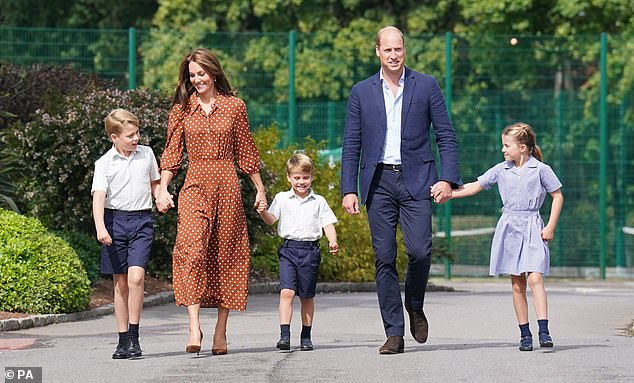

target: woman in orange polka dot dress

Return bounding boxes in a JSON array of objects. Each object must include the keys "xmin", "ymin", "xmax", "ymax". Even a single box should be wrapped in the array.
[{"xmin": 156, "ymin": 48, "xmax": 267, "ymax": 355}]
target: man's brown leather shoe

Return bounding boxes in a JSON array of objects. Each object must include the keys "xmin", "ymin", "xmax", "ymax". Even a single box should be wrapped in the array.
[
  {"xmin": 379, "ymin": 336, "xmax": 404, "ymax": 354},
  {"xmin": 406, "ymin": 307, "xmax": 429, "ymax": 343}
]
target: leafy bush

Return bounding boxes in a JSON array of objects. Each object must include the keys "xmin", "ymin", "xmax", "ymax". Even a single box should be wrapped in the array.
[
  {"xmin": 0, "ymin": 64, "xmax": 110, "ymax": 131},
  {"xmin": 2, "ymin": 87, "xmax": 179, "ymax": 277},
  {"xmin": 54, "ymin": 230, "xmax": 102, "ymax": 285},
  {"xmin": 0, "ymin": 208, "xmax": 91, "ymax": 314}
]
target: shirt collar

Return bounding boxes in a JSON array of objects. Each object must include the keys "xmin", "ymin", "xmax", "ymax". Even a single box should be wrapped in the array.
[
  {"xmin": 503, "ymin": 155, "xmax": 538, "ymax": 169},
  {"xmin": 379, "ymin": 68, "xmax": 405, "ymax": 86},
  {"xmin": 189, "ymin": 93, "xmax": 223, "ymax": 115},
  {"xmin": 109, "ymin": 145, "xmax": 137, "ymax": 160},
  {"xmin": 287, "ymin": 187, "xmax": 316, "ymax": 200}
]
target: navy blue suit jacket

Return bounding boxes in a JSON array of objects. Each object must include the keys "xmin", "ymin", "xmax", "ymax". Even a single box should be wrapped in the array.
[{"xmin": 341, "ymin": 67, "xmax": 462, "ymax": 204}]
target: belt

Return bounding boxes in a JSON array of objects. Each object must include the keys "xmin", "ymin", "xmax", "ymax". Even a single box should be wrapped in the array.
[
  {"xmin": 105, "ymin": 208, "xmax": 152, "ymax": 215},
  {"xmin": 378, "ymin": 163, "xmax": 402, "ymax": 172},
  {"xmin": 283, "ymin": 239, "xmax": 320, "ymax": 248}
]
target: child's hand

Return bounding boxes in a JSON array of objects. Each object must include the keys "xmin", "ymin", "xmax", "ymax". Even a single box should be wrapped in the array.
[
  {"xmin": 541, "ymin": 225, "xmax": 555, "ymax": 241},
  {"xmin": 254, "ymin": 191, "xmax": 267, "ymax": 212},
  {"xmin": 329, "ymin": 242, "xmax": 339, "ymax": 254},
  {"xmin": 96, "ymin": 229, "xmax": 112, "ymax": 246},
  {"xmin": 156, "ymin": 191, "xmax": 175, "ymax": 213}
]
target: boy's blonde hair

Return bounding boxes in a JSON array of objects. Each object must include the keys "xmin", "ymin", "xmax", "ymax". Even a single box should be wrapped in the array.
[
  {"xmin": 104, "ymin": 109, "xmax": 139, "ymax": 136},
  {"xmin": 286, "ymin": 153, "xmax": 314, "ymax": 176}
]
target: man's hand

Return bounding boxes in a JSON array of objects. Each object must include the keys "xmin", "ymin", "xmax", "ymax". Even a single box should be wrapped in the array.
[
  {"xmin": 430, "ymin": 181, "xmax": 452, "ymax": 204},
  {"xmin": 342, "ymin": 193, "xmax": 360, "ymax": 215}
]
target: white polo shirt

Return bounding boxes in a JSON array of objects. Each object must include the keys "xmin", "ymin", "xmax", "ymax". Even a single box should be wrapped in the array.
[
  {"xmin": 267, "ymin": 188, "xmax": 338, "ymax": 241},
  {"xmin": 91, "ymin": 145, "xmax": 160, "ymax": 211}
]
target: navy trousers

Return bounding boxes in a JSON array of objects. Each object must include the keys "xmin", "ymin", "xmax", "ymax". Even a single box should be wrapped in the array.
[{"xmin": 365, "ymin": 166, "xmax": 432, "ymax": 337}]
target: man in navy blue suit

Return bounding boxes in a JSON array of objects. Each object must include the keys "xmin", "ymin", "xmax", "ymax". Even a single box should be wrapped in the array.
[{"xmin": 340, "ymin": 26, "xmax": 461, "ymax": 354}]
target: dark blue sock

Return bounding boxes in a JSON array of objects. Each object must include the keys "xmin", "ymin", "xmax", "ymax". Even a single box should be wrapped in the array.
[
  {"xmin": 280, "ymin": 324, "xmax": 290, "ymax": 338},
  {"xmin": 128, "ymin": 323, "xmax": 139, "ymax": 339},
  {"xmin": 537, "ymin": 319, "xmax": 549, "ymax": 335},
  {"xmin": 118, "ymin": 331, "xmax": 128, "ymax": 344},
  {"xmin": 519, "ymin": 323, "xmax": 532, "ymax": 338},
  {"xmin": 300, "ymin": 325, "xmax": 312, "ymax": 340}
]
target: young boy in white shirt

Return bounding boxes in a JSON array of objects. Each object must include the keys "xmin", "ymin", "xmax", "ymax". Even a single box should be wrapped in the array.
[
  {"xmin": 91, "ymin": 109, "xmax": 161, "ymax": 359},
  {"xmin": 258, "ymin": 153, "xmax": 338, "ymax": 351}
]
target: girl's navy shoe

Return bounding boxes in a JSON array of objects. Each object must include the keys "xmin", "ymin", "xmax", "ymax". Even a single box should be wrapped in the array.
[
  {"xmin": 519, "ymin": 335, "xmax": 533, "ymax": 351},
  {"xmin": 539, "ymin": 332, "xmax": 554, "ymax": 347}
]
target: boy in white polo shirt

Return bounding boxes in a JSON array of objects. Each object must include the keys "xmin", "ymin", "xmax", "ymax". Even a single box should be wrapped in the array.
[
  {"xmin": 91, "ymin": 109, "xmax": 161, "ymax": 359},
  {"xmin": 258, "ymin": 153, "xmax": 338, "ymax": 351}
]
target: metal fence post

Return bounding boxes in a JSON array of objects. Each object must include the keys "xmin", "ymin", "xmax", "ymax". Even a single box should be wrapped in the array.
[
  {"xmin": 128, "ymin": 27, "xmax": 136, "ymax": 90},
  {"xmin": 615, "ymin": 95, "xmax": 628, "ymax": 271},
  {"xmin": 288, "ymin": 30, "xmax": 296, "ymax": 144},
  {"xmin": 599, "ymin": 32, "xmax": 608, "ymax": 280},
  {"xmin": 327, "ymin": 101, "xmax": 336, "ymax": 149},
  {"xmin": 444, "ymin": 32, "xmax": 453, "ymax": 279}
]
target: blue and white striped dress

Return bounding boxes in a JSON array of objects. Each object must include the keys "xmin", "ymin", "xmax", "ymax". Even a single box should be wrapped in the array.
[{"xmin": 477, "ymin": 155, "xmax": 562, "ymax": 276}]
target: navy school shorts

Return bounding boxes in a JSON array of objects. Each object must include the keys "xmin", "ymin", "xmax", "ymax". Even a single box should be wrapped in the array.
[
  {"xmin": 278, "ymin": 239, "xmax": 321, "ymax": 298},
  {"xmin": 101, "ymin": 209, "xmax": 154, "ymax": 274}
]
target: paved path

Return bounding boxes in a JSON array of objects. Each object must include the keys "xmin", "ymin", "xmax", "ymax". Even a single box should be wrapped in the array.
[{"xmin": 1, "ymin": 279, "xmax": 633, "ymax": 382}]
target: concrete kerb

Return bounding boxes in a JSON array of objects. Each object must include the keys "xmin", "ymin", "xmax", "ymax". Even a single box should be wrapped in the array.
[{"xmin": 0, "ymin": 282, "xmax": 454, "ymax": 332}]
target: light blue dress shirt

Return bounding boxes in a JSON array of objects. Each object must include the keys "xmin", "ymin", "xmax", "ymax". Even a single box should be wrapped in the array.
[{"xmin": 379, "ymin": 69, "xmax": 405, "ymax": 165}]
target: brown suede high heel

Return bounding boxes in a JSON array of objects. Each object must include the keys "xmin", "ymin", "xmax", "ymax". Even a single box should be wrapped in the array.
[
  {"xmin": 185, "ymin": 330, "xmax": 203, "ymax": 355},
  {"xmin": 212, "ymin": 334, "xmax": 227, "ymax": 355}
]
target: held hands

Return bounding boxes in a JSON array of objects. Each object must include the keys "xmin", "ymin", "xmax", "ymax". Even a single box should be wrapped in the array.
[
  {"xmin": 430, "ymin": 181, "xmax": 452, "ymax": 204},
  {"xmin": 329, "ymin": 242, "xmax": 339, "ymax": 254},
  {"xmin": 156, "ymin": 190, "xmax": 175, "ymax": 213},
  {"xmin": 254, "ymin": 190, "xmax": 268, "ymax": 213}
]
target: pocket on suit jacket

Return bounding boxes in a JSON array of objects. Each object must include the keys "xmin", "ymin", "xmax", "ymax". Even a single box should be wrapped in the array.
[{"xmin": 420, "ymin": 152, "xmax": 434, "ymax": 163}]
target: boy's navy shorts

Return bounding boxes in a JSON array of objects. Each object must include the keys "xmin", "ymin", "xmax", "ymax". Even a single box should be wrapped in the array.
[
  {"xmin": 278, "ymin": 239, "xmax": 321, "ymax": 298},
  {"xmin": 101, "ymin": 209, "xmax": 154, "ymax": 274}
]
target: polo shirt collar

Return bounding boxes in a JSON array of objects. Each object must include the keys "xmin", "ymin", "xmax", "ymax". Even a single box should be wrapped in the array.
[
  {"xmin": 503, "ymin": 155, "xmax": 538, "ymax": 170},
  {"xmin": 109, "ymin": 145, "xmax": 137, "ymax": 160},
  {"xmin": 287, "ymin": 187, "xmax": 316, "ymax": 200}
]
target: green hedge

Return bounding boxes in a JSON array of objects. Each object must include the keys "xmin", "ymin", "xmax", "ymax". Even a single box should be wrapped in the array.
[{"xmin": 0, "ymin": 208, "xmax": 91, "ymax": 314}]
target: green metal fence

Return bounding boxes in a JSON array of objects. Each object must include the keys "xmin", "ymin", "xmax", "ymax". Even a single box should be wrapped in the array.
[{"xmin": 1, "ymin": 27, "xmax": 632, "ymax": 278}]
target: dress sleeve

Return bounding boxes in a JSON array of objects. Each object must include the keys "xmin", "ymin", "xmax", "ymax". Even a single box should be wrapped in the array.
[
  {"xmin": 477, "ymin": 163, "xmax": 501, "ymax": 190},
  {"xmin": 540, "ymin": 163, "xmax": 563, "ymax": 192},
  {"xmin": 160, "ymin": 105, "xmax": 186, "ymax": 174},
  {"xmin": 233, "ymin": 99, "xmax": 261, "ymax": 174}
]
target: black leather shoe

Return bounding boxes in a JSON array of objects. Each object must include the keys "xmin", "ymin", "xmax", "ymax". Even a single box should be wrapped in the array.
[
  {"xmin": 112, "ymin": 339, "xmax": 131, "ymax": 359},
  {"xmin": 379, "ymin": 336, "xmax": 404, "ymax": 354},
  {"xmin": 128, "ymin": 337, "xmax": 142, "ymax": 357},
  {"xmin": 276, "ymin": 336, "xmax": 291, "ymax": 350},
  {"xmin": 519, "ymin": 335, "xmax": 533, "ymax": 351},
  {"xmin": 539, "ymin": 332, "xmax": 553, "ymax": 348},
  {"xmin": 406, "ymin": 306, "xmax": 429, "ymax": 344},
  {"xmin": 300, "ymin": 338, "xmax": 314, "ymax": 351}
]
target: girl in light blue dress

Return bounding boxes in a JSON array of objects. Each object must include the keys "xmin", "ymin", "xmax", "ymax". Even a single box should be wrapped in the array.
[{"xmin": 448, "ymin": 122, "xmax": 563, "ymax": 352}]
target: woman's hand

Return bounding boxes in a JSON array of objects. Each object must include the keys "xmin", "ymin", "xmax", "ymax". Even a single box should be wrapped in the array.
[
  {"xmin": 254, "ymin": 190, "xmax": 267, "ymax": 212},
  {"xmin": 156, "ymin": 190, "xmax": 175, "ymax": 213}
]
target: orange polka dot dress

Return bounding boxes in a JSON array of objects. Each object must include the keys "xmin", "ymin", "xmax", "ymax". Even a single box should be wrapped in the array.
[{"xmin": 160, "ymin": 93, "xmax": 261, "ymax": 311}]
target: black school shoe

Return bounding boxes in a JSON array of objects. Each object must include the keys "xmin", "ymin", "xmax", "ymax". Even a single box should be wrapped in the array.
[
  {"xmin": 300, "ymin": 338, "xmax": 314, "ymax": 351},
  {"xmin": 519, "ymin": 335, "xmax": 533, "ymax": 351},
  {"xmin": 128, "ymin": 337, "xmax": 142, "ymax": 357},
  {"xmin": 276, "ymin": 336, "xmax": 291, "ymax": 350},
  {"xmin": 112, "ymin": 339, "xmax": 131, "ymax": 359},
  {"xmin": 539, "ymin": 332, "xmax": 554, "ymax": 348}
]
